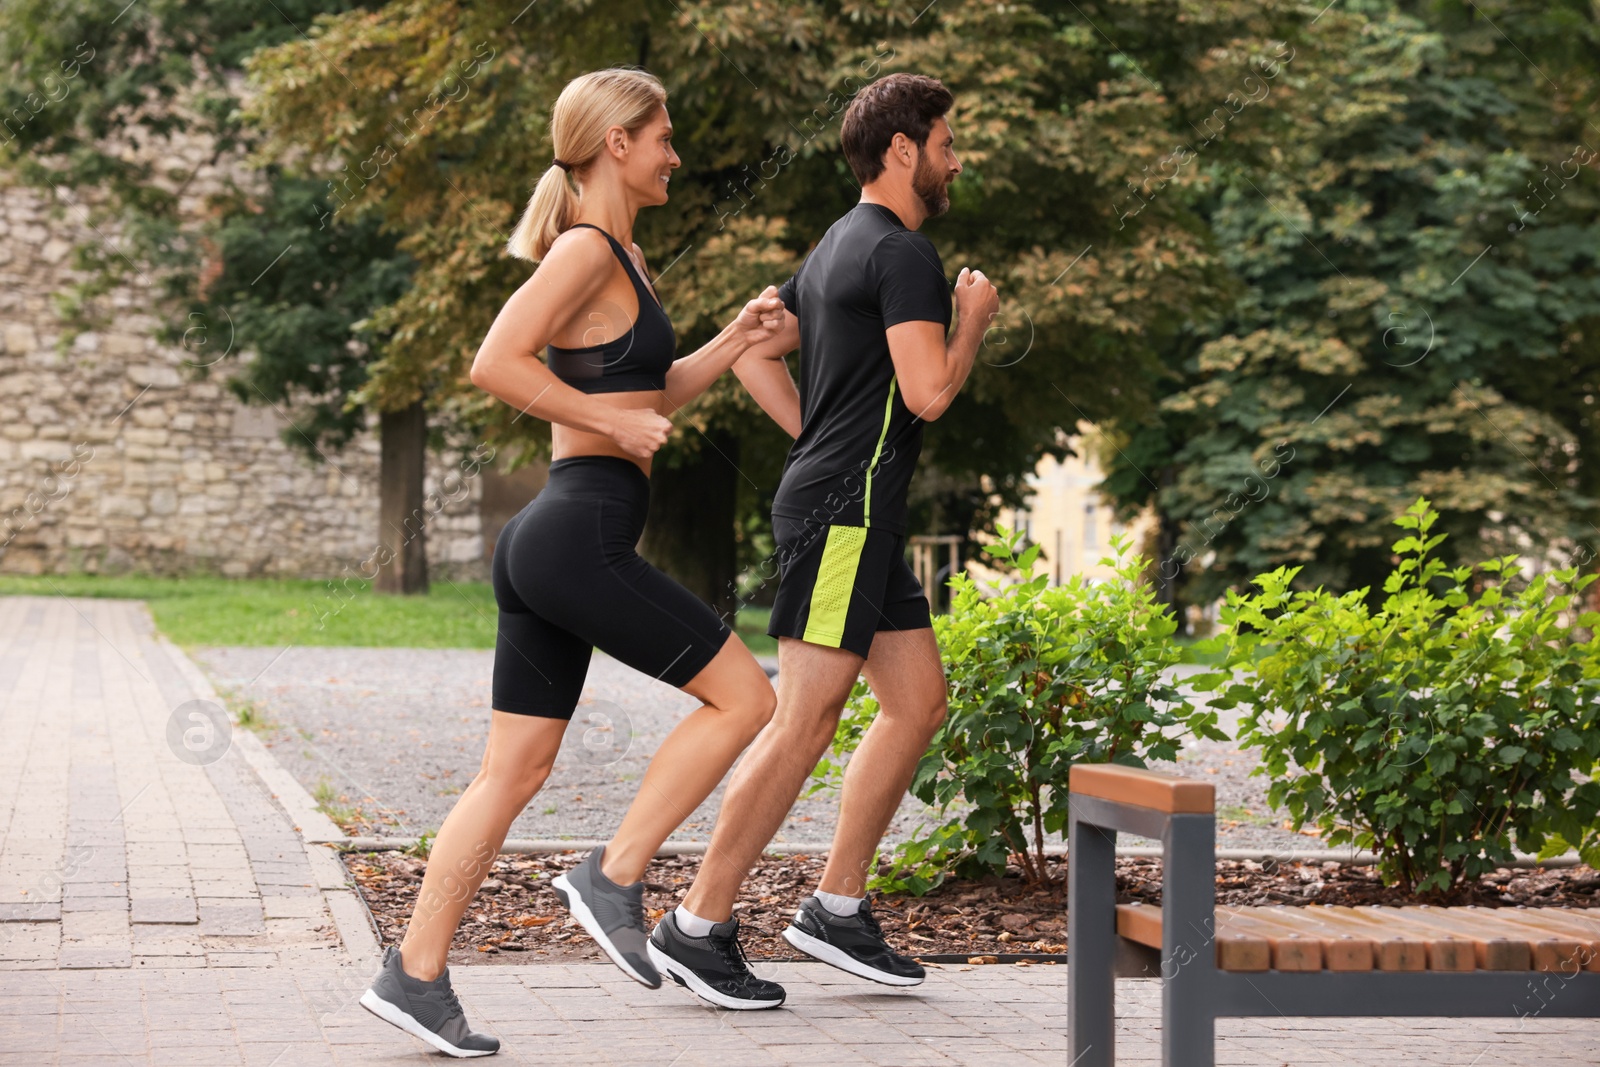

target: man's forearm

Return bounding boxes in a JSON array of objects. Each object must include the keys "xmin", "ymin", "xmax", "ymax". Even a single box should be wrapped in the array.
[
  {"xmin": 942, "ymin": 316, "xmax": 986, "ymax": 400},
  {"xmin": 734, "ymin": 354, "xmax": 802, "ymax": 438},
  {"xmin": 908, "ymin": 319, "xmax": 984, "ymax": 422}
]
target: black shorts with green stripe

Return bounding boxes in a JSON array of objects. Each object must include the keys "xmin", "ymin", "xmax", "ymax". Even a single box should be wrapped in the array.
[{"xmin": 766, "ymin": 516, "xmax": 932, "ymax": 659}]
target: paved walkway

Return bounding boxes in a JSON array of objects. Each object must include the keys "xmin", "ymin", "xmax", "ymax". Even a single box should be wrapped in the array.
[{"xmin": 1, "ymin": 596, "xmax": 1597, "ymax": 1065}]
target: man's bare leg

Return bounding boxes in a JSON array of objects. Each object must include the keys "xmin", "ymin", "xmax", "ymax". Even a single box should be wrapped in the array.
[
  {"xmin": 773, "ymin": 626, "xmax": 947, "ymax": 987},
  {"xmin": 816, "ymin": 626, "xmax": 948, "ymax": 898},
  {"xmin": 680, "ymin": 636, "xmax": 863, "ymax": 922}
]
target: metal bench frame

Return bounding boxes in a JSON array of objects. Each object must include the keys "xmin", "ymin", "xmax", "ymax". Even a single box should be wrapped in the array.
[{"xmin": 1067, "ymin": 780, "xmax": 1600, "ymax": 1067}]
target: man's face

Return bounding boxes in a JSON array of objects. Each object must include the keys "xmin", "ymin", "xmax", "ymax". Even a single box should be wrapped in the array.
[{"xmin": 912, "ymin": 116, "xmax": 960, "ymax": 218}]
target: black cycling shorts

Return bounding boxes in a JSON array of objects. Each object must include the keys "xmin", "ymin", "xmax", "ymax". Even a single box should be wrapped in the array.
[
  {"xmin": 766, "ymin": 516, "xmax": 931, "ymax": 659},
  {"xmin": 490, "ymin": 455, "xmax": 732, "ymax": 718}
]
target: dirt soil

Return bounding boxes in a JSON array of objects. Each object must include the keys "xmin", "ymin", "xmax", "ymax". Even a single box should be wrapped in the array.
[{"xmin": 346, "ymin": 850, "xmax": 1600, "ymax": 969}]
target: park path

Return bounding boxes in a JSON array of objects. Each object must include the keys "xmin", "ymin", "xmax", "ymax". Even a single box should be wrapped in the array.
[{"xmin": 1, "ymin": 595, "xmax": 1595, "ymax": 1065}]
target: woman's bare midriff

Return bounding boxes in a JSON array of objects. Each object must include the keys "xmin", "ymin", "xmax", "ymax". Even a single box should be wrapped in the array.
[{"xmin": 550, "ymin": 389, "xmax": 668, "ymax": 477}]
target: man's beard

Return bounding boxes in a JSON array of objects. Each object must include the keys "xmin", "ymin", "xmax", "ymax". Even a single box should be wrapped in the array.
[{"xmin": 913, "ymin": 149, "xmax": 950, "ymax": 218}]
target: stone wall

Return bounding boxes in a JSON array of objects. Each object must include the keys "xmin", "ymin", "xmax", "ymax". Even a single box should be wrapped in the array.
[{"xmin": 0, "ymin": 171, "xmax": 491, "ymax": 582}]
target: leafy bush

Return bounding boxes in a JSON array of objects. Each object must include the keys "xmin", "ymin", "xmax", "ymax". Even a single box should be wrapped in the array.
[
  {"xmin": 811, "ymin": 528, "xmax": 1226, "ymax": 894},
  {"xmin": 1194, "ymin": 498, "xmax": 1600, "ymax": 897}
]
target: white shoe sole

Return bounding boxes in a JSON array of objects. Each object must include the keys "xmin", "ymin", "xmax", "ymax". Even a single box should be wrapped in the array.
[
  {"xmin": 646, "ymin": 939, "xmax": 786, "ymax": 1010},
  {"xmin": 551, "ymin": 872, "xmax": 659, "ymax": 988},
  {"xmin": 359, "ymin": 988, "xmax": 497, "ymax": 1058},
  {"xmin": 781, "ymin": 924, "xmax": 925, "ymax": 986}
]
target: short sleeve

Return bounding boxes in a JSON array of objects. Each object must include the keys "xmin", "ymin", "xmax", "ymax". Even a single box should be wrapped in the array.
[
  {"xmin": 873, "ymin": 231, "xmax": 951, "ymax": 329},
  {"xmin": 777, "ymin": 273, "xmax": 800, "ymax": 316}
]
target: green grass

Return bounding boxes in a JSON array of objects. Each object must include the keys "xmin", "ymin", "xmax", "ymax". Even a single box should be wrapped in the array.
[
  {"xmin": 229, "ymin": 694, "xmax": 270, "ymax": 731},
  {"xmin": 0, "ymin": 573, "xmax": 779, "ymax": 656},
  {"xmin": 406, "ymin": 830, "xmax": 437, "ymax": 859},
  {"xmin": 311, "ymin": 778, "xmax": 360, "ymax": 828},
  {"xmin": 736, "ymin": 604, "xmax": 776, "ymax": 657},
  {"xmin": 1217, "ymin": 803, "xmax": 1273, "ymax": 827},
  {"xmin": 0, "ymin": 573, "xmax": 498, "ymax": 648}
]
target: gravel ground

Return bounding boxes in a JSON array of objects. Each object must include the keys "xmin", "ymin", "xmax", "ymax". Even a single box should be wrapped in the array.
[
  {"xmin": 192, "ymin": 647, "xmax": 1323, "ymax": 853},
  {"xmin": 1142, "ymin": 663, "xmax": 1330, "ymax": 854},
  {"xmin": 192, "ymin": 645, "xmax": 938, "ymax": 844}
]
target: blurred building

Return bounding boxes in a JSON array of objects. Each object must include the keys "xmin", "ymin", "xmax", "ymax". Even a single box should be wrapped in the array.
[{"xmin": 989, "ymin": 437, "xmax": 1149, "ymax": 587}]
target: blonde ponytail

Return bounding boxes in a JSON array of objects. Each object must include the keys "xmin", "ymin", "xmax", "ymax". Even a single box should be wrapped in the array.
[
  {"xmin": 507, "ymin": 164, "xmax": 578, "ymax": 262},
  {"xmin": 506, "ymin": 68, "xmax": 667, "ymax": 262}
]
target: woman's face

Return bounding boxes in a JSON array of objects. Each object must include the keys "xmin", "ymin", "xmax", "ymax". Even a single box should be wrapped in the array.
[{"xmin": 623, "ymin": 105, "xmax": 679, "ymax": 206}]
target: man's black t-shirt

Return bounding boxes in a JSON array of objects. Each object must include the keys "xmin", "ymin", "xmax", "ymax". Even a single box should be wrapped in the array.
[{"xmin": 773, "ymin": 202, "xmax": 952, "ymax": 536}]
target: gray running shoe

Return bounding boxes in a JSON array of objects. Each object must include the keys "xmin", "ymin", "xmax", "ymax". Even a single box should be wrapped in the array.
[
  {"xmin": 359, "ymin": 945, "xmax": 500, "ymax": 1058},
  {"xmin": 551, "ymin": 846, "xmax": 661, "ymax": 987}
]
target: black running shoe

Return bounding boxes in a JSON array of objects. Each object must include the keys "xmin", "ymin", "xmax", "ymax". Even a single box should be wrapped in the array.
[
  {"xmin": 647, "ymin": 911, "xmax": 786, "ymax": 1010},
  {"xmin": 781, "ymin": 895, "xmax": 925, "ymax": 986},
  {"xmin": 551, "ymin": 846, "xmax": 660, "ymax": 988},
  {"xmin": 359, "ymin": 945, "xmax": 500, "ymax": 1057}
]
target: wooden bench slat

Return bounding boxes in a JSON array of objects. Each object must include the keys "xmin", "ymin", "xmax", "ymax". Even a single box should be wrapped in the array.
[
  {"xmin": 1468, "ymin": 907, "xmax": 1600, "ymax": 971},
  {"xmin": 1300, "ymin": 905, "xmax": 1431, "ymax": 971},
  {"xmin": 1385, "ymin": 907, "xmax": 1584, "ymax": 973},
  {"xmin": 1232, "ymin": 906, "xmax": 1376, "ymax": 971},
  {"xmin": 1361, "ymin": 907, "xmax": 1527, "ymax": 970},
  {"xmin": 1069, "ymin": 764, "xmax": 1215, "ymax": 814},
  {"xmin": 1318, "ymin": 907, "xmax": 1478, "ymax": 971},
  {"xmin": 1213, "ymin": 928, "xmax": 1274, "ymax": 973},
  {"xmin": 1111, "ymin": 901, "xmax": 1597, "ymax": 974},
  {"xmin": 1116, "ymin": 901, "xmax": 1162, "ymax": 949},
  {"xmin": 1212, "ymin": 907, "xmax": 1324, "ymax": 970},
  {"xmin": 1114, "ymin": 902, "xmax": 1271, "ymax": 971}
]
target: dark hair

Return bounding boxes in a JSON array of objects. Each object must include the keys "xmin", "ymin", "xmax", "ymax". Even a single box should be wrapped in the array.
[{"xmin": 840, "ymin": 73, "xmax": 954, "ymax": 185}]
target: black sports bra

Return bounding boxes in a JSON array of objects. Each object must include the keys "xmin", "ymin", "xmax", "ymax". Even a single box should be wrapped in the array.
[{"xmin": 546, "ymin": 223, "xmax": 676, "ymax": 393}]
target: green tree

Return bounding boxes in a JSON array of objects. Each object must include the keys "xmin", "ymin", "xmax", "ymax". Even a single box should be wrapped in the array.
[
  {"xmin": 1102, "ymin": 1, "xmax": 1600, "ymax": 610},
  {"xmin": 243, "ymin": 0, "xmax": 1315, "ymax": 610}
]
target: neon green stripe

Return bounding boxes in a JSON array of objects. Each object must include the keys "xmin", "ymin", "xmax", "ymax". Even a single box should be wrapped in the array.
[
  {"xmin": 802, "ymin": 525, "xmax": 868, "ymax": 646},
  {"xmin": 862, "ymin": 377, "xmax": 897, "ymax": 526}
]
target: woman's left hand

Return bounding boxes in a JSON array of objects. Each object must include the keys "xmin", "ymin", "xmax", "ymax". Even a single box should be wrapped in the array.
[{"xmin": 732, "ymin": 286, "xmax": 787, "ymax": 346}]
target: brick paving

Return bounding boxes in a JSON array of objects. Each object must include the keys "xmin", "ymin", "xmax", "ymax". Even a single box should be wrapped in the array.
[{"xmin": 2, "ymin": 595, "xmax": 1597, "ymax": 1064}]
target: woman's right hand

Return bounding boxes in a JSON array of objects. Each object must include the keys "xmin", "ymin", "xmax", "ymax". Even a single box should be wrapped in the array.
[
  {"xmin": 609, "ymin": 407, "xmax": 674, "ymax": 458},
  {"xmin": 730, "ymin": 285, "xmax": 787, "ymax": 348}
]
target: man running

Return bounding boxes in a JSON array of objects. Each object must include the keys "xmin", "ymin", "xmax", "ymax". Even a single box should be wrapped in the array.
[{"xmin": 646, "ymin": 72, "xmax": 1000, "ymax": 1009}]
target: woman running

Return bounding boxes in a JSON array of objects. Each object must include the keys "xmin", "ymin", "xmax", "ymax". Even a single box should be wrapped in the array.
[{"xmin": 360, "ymin": 68, "xmax": 788, "ymax": 1058}]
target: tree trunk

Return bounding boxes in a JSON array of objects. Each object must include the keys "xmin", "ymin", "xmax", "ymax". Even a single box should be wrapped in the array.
[
  {"xmin": 639, "ymin": 431, "xmax": 740, "ymax": 624},
  {"xmin": 374, "ymin": 400, "xmax": 429, "ymax": 595}
]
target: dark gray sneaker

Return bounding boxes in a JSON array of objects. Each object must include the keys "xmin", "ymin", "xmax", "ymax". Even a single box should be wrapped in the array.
[
  {"xmin": 359, "ymin": 945, "xmax": 500, "ymax": 1057},
  {"xmin": 647, "ymin": 910, "xmax": 786, "ymax": 1010},
  {"xmin": 782, "ymin": 895, "xmax": 925, "ymax": 986},
  {"xmin": 550, "ymin": 846, "xmax": 660, "ymax": 987}
]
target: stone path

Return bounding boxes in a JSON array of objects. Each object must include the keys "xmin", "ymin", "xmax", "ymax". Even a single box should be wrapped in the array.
[{"xmin": 2, "ymin": 595, "xmax": 1597, "ymax": 1065}]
